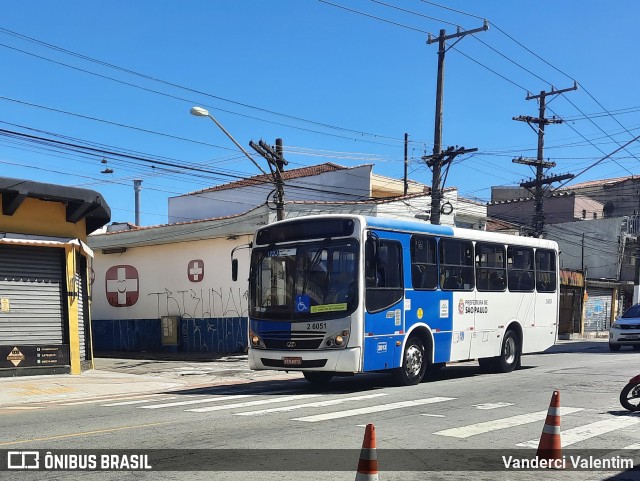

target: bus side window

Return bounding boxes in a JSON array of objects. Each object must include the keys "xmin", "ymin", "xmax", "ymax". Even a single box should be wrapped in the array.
[
  {"xmin": 476, "ymin": 243, "xmax": 506, "ymax": 292},
  {"xmin": 507, "ymin": 246, "xmax": 535, "ymax": 292},
  {"xmin": 535, "ymin": 249, "xmax": 557, "ymax": 292},
  {"xmin": 365, "ymin": 238, "xmax": 403, "ymax": 312},
  {"xmin": 410, "ymin": 235, "xmax": 437, "ymax": 290},
  {"xmin": 439, "ymin": 238, "xmax": 474, "ymax": 291}
]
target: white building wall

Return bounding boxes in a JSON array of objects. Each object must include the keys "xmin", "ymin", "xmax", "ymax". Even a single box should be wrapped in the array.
[
  {"xmin": 92, "ymin": 235, "xmax": 252, "ymax": 322},
  {"xmin": 168, "ymin": 165, "xmax": 373, "ymax": 223}
]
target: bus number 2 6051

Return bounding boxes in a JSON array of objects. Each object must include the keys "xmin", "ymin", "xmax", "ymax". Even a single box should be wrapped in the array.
[{"xmin": 307, "ymin": 322, "xmax": 327, "ymax": 331}]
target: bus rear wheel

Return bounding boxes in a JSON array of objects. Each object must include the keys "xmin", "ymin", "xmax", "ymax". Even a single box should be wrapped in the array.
[
  {"xmin": 303, "ymin": 371, "xmax": 333, "ymax": 384},
  {"xmin": 479, "ymin": 330, "xmax": 520, "ymax": 374},
  {"xmin": 393, "ymin": 335, "xmax": 427, "ymax": 386},
  {"xmin": 495, "ymin": 330, "xmax": 520, "ymax": 373}
]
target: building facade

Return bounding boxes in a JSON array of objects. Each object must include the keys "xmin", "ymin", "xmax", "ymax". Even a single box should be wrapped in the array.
[{"xmin": 0, "ymin": 177, "xmax": 110, "ymax": 376}]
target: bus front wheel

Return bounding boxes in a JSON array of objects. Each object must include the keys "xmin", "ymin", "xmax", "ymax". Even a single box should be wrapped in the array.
[
  {"xmin": 393, "ymin": 335, "xmax": 427, "ymax": 386},
  {"xmin": 303, "ymin": 371, "xmax": 333, "ymax": 384}
]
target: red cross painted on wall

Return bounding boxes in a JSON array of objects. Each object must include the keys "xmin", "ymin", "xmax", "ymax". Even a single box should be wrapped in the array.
[
  {"xmin": 188, "ymin": 259, "xmax": 205, "ymax": 283},
  {"xmin": 105, "ymin": 265, "xmax": 140, "ymax": 307}
]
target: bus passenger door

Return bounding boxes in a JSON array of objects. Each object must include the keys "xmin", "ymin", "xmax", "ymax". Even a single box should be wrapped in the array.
[
  {"xmin": 439, "ymin": 238, "xmax": 474, "ymax": 362},
  {"xmin": 363, "ymin": 237, "xmax": 403, "ymax": 371},
  {"xmin": 531, "ymin": 249, "xmax": 559, "ymax": 351}
]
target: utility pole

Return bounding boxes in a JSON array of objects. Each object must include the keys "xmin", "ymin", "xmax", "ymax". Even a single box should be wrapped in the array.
[
  {"xmin": 249, "ymin": 138, "xmax": 288, "ymax": 221},
  {"xmin": 404, "ymin": 133, "xmax": 409, "ymax": 196},
  {"xmin": 426, "ymin": 21, "xmax": 487, "ymax": 225},
  {"xmin": 512, "ymin": 82, "xmax": 577, "ymax": 236},
  {"xmin": 423, "ymin": 146, "xmax": 477, "ymax": 224},
  {"xmin": 634, "ymin": 190, "xmax": 640, "ymax": 304}
]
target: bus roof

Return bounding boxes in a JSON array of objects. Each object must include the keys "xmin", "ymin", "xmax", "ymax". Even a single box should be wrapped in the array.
[{"xmin": 258, "ymin": 214, "xmax": 558, "ymax": 250}]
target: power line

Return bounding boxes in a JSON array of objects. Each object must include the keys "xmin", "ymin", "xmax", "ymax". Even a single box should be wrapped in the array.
[{"xmin": 0, "ymin": 27, "xmax": 406, "ymax": 145}]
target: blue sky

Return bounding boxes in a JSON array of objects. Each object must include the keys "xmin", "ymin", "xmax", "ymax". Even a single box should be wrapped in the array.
[{"xmin": 1, "ymin": 1, "xmax": 639, "ymax": 227}]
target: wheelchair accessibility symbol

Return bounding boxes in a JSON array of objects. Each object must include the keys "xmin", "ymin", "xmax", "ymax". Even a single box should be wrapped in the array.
[{"xmin": 296, "ymin": 294, "xmax": 311, "ymax": 313}]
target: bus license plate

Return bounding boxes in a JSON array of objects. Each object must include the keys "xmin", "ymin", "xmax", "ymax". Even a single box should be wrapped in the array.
[{"xmin": 283, "ymin": 357, "xmax": 302, "ymax": 366}]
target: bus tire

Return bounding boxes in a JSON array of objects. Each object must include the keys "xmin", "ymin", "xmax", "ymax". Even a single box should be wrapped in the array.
[
  {"xmin": 495, "ymin": 329, "xmax": 520, "ymax": 373},
  {"xmin": 303, "ymin": 371, "xmax": 333, "ymax": 384},
  {"xmin": 393, "ymin": 335, "xmax": 427, "ymax": 386}
]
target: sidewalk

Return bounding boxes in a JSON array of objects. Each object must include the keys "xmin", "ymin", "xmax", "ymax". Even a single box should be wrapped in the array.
[
  {"xmin": 0, "ymin": 339, "xmax": 608, "ymax": 408},
  {"xmin": 0, "ymin": 354, "xmax": 302, "ymax": 409}
]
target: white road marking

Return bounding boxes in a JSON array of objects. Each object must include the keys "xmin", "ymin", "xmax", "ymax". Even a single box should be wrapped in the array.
[
  {"xmin": 102, "ymin": 397, "xmax": 177, "ymax": 406},
  {"xmin": 187, "ymin": 394, "xmax": 321, "ymax": 413},
  {"xmin": 233, "ymin": 393, "xmax": 388, "ymax": 416},
  {"xmin": 3, "ymin": 406, "xmax": 45, "ymax": 410},
  {"xmin": 624, "ymin": 443, "xmax": 640, "ymax": 449},
  {"xmin": 421, "ymin": 414, "xmax": 445, "ymax": 418},
  {"xmin": 516, "ymin": 417, "xmax": 640, "ymax": 447},
  {"xmin": 292, "ymin": 397, "xmax": 455, "ymax": 423},
  {"xmin": 472, "ymin": 402, "xmax": 514, "ymax": 410},
  {"xmin": 434, "ymin": 407, "xmax": 583, "ymax": 439},
  {"xmin": 141, "ymin": 394, "xmax": 255, "ymax": 409},
  {"xmin": 60, "ymin": 393, "xmax": 169, "ymax": 406}
]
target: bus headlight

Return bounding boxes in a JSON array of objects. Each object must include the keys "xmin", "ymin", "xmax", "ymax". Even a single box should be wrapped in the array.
[
  {"xmin": 325, "ymin": 330, "xmax": 349, "ymax": 349},
  {"xmin": 249, "ymin": 330, "xmax": 264, "ymax": 349}
]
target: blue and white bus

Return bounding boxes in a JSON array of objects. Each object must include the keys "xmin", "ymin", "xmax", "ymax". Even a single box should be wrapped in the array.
[{"xmin": 244, "ymin": 215, "xmax": 559, "ymax": 385}]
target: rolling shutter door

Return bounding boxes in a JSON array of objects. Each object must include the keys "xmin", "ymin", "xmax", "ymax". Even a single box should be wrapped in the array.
[
  {"xmin": 76, "ymin": 271, "xmax": 86, "ymax": 360},
  {"xmin": 0, "ymin": 245, "xmax": 65, "ymax": 344},
  {"xmin": 584, "ymin": 287, "xmax": 613, "ymax": 333},
  {"xmin": 76, "ymin": 253, "xmax": 90, "ymax": 361}
]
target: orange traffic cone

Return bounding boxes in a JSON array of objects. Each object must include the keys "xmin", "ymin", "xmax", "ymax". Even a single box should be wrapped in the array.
[
  {"xmin": 537, "ymin": 390, "xmax": 562, "ymax": 463},
  {"xmin": 355, "ymin": 423, "xmax": 378, "ymax": 481}
]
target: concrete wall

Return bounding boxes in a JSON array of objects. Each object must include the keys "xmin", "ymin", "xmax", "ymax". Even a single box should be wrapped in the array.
[
  {"xmin": 572, "ymin": 178, "xmax": 640, "ymax": 217},
  {"xmin": 488, "ymin": 195, "xmax": 603, "ymax": 225},
  {"xmin": 545, "ymin": 217, "xmax": 624, "ymax": 279},
  {"xmin": 168, "ymin": 165, "xmax": 373, "ymax": 223}
]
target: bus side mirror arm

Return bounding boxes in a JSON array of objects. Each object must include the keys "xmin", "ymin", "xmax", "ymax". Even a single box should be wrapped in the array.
[{"xmin": 231, "ymin": 242, "xmax": 253, "ymax": 282}]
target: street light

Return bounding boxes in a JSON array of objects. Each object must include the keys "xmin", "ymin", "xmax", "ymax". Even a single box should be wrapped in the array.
[{"xmin": 190, "ymin": 106, "xmax": 267, "ymax": 176}]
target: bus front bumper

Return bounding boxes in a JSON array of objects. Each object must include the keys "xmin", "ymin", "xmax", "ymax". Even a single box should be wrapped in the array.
[{"xmin": 249, "ymin": 347, "xmax": 361, "ymax": 373}]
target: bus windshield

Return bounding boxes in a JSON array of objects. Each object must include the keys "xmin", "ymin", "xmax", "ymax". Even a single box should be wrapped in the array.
[{"xmin": 249, "ymin": 239, "xmax": 359, "ymax": 320}]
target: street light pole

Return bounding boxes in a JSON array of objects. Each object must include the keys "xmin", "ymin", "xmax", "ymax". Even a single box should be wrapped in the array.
[
  {"xmin": 190, "ymin": 106, "xmax": 268, "ymax": 176},
  {"xmin": 190, "ymin": 106, "xmax": 286, "ymax": 220}
]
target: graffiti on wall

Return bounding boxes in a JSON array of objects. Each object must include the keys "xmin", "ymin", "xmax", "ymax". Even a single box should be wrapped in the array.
[{"xmin": 147, "ymin": 286, "xmax": 249, "ymax": 353}]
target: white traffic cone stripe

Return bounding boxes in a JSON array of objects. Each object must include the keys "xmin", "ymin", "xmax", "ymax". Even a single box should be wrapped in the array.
[{"xmin": 542, "ymin": 424, "xmax": 561, "ymax": 435}]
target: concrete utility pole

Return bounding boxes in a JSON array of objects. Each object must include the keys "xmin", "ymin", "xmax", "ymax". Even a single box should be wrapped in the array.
[
  {"xmin": 513, "ymin": 83, "xmax": 577, "ymax": 237},
  {"xmin": 133, "ymin": 179, "xmax": 142, "ymax": 226},
  {"xmin": 426, "ymin": 22, "xmax": 487, "ymax": 225},
  {"xmin": 249, "ymin": 138, "xmax": 288, "ymax": 221}
]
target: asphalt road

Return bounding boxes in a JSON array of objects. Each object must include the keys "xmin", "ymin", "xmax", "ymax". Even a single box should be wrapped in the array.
[{"xmin": 1, "ymin": 341, "xmax": 640, "ymax": 481}]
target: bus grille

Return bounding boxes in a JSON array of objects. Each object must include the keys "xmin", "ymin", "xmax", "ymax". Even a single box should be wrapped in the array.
[{"xmin": 261, "ymin": 330, "xmax": 325, "ymax": 350}]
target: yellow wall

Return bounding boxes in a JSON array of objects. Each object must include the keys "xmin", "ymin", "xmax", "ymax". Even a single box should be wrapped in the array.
[{"xmin": 0, "ymin": 197, "xmax": 87, "ymax": 241}]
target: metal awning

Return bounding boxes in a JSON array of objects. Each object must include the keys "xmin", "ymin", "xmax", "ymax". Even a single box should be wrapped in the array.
[{"xmin": 0, "ymin": 233, "xmax": 94, "ymax": 257}]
